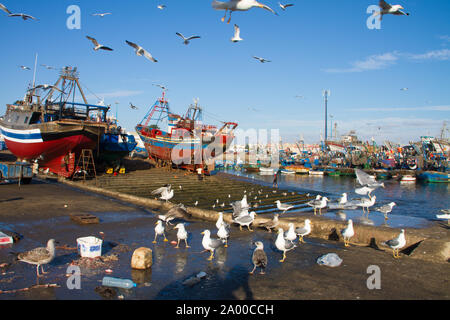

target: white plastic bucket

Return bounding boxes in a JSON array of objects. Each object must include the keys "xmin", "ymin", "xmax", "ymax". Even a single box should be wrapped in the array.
[{"xmin": 77, "ymin": 236, "xmax": 102, "ymax": 258}]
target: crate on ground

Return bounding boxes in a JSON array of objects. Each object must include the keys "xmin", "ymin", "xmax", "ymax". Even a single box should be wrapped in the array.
[{"xmin": 70, "ymin": 213, "xmax": 100, "ymax": 225}]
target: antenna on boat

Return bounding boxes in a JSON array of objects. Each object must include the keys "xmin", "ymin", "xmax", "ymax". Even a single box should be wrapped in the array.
[{"xmin": 32, "ymin": 53, "xmax": 38, "ymax": 88}]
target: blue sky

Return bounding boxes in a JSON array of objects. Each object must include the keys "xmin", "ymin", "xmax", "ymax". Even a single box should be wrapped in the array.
[{"xmin": 0, "ymin": 0, "xmax": 449, "ymax": 144}]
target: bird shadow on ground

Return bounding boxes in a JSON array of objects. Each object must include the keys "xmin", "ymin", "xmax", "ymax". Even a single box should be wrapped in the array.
[{"xmin": 154, "ymin": 264, "xmax": 254, "ymax": 300}]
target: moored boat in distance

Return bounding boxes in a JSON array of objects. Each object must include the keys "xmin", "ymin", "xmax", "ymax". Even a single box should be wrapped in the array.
[{"xmin": 417, "ymin": 171, "xmax": 449, "ymax": 183}]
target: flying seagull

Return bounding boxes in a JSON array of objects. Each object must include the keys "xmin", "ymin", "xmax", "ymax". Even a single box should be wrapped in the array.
[
  {"xmin": 212, "ymin": 0, "xmax": 277, "ymax": 24},
  {"xmin": 400, "ymin": 88, "xmax": 408, "ymax": 91},
  {"xmin": 278, "ymin": 2, "xmax": 294, "ymax": 10},
  {"xmin": 176, "ymin": 32, "xmax": 201, "ymax": 45},
  {"xmin": 376, "ymin": 0, "xmax": 410, "ymax": 20},
  {"xmin": 249, "ymin": 241, "xmax": 267, "ymax": 275},
  {"xmin": 231, "ymin": 24, "xmax": 243, "ymax": 42},
  {"xmin": 0, "ymin": 3, "xmax": 11, "ymax": 14},
  {"xmin": 126, "ymin": 40, "xmax": 157, "ymax": 62},
  {"xmin": 130, "ymin": 102, "xmax": 138, "ymax": 110},
  {"xmin": 29, "ymin": 84, "xmax": 64, "ymax": 93},
  {"xmin": 92, "ymin": 12, "xmax": 112, "ymax": 17},
  {"xmin": 40, "ymin": 64, "xmax": 56, "ymax": 70},
  {"xmin": 253, "ymin": 56, "xmax": 271, "ymax": 63},
  {"xmin": 86, "ymin": 36, "xmax": 113, "ymax": 51},
  {"xmin": 153, "ymin": 84, "xmax": 168, "ymax": 91},
  {"xmin": 157, "ymin": 4, "xmax": 166, "ymax": 10},
  {"xmin": 19, "ymin": 66, "xmax": 31, "ymax": 70},
  {"xmin": 8, "ymin": 13, "xmax": 37, "ymax": 20}
]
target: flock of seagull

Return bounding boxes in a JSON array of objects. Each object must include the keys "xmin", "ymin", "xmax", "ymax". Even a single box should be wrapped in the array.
[
  {"xmin": 146, "ymin": 168, "xmax": 414, "ymax": 273},
  {"xmin": 3, "ymin": 0, "xmax": 411, "ymax": 72}
]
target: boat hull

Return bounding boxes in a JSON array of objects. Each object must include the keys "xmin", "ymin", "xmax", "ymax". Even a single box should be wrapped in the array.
[{"xmin": 417, "ymin": 171, "xmax": 449, "ymax": 183}]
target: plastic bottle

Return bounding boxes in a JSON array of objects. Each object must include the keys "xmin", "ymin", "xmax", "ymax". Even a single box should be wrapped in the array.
[{"xmin": 102, "ymin": 277, "xmax": 137, "ymax": 289}]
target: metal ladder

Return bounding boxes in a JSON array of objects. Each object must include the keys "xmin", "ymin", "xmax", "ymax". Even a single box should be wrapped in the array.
[{"xmin": 72, "ymin": 149, "xmax": 97, "ymax": 184}]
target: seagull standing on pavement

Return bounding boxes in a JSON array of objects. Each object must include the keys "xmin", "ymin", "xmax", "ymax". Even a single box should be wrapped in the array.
[
  {"xmin": 153, "ymin": 220, "xmax": 168, "ymax": 243},
  {"xmin": 382, "ymin": 229, "xmax": 406, "ymax": 258},
  {"xmin": 341, "ymin": 219, "xmax": 354, "ymax": 247},
  {"xmin": 295, "ymin": 219, "xmax": 312, "ymax": 243},
  {"xmin": 174, "ymin": 223, "xmax": 190, "ymax": 248},
  {"xmin": 275, "ymin": 228, "xmax": 296, "ymax": 262},
  {"xmin": 17, "ymin": 239, "xmax": 56, "ymax": 277},
  {"xmin": 249, "ymin": 241, "xmax": 267, "ymax": 275},
  {"xmin": 275, "ymin": 200, "xmax": 294, "ymax": 214},
  {"xmin": 375, "ymin": 202, "xmax": 396, "ymax": 220}
]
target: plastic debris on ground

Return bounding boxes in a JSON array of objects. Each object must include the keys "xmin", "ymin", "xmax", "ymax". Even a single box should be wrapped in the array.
[
  {"xmin": 317, "ymin": 253, "xmax": 343, "ymax": 267},
  {"xmin": 0, "ymin": 232, "xmax": 13, "ymax": 245},
  {"xmin": 182, "ymin": 271, "xmax": 208, "ymax": 287}
]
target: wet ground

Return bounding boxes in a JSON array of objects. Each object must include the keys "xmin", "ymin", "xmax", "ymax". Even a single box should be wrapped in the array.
[{"xmin": 0, "ymin": 180, "xmax": 449, "ymax": 300}]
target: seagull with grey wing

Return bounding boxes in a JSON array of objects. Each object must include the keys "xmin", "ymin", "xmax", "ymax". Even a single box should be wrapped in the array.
[
  {"xmin": 382, "ymin": 229, "xmax": 406, "ymax": 259},
  {"xmin": 233, "ymin": 211, "xmax": 257, "ymax": 231},
  {"xmin": 375, "ymin": 202, "xmax": 396, "ymax": 220},
  {"xmin": 275, "ymin": 200, "xmax": 294, "ymax": 214},
  {"xmin": 355, "ymin": 169, "xmax": 384, "ymax": 197},
  {"xmin": 19, "ymin": 66, "xmax": 31, "ymax": 70},
  {"xmin": 0, "ymin": 2, "xmax": 11, "ymax": 14},
  {"xmin": 253, "ymin": 56, "xmax": 271, "ymax": 63},
  {"xmin": 295, "ymin": 219, "xmax": 312, "ymax": 243},
  {"xmin": 278, "ymin": 2, "xmax": 294, "ymax": 10},
  {"xmin": 158, "ymin": 204, "xmax": 191, "ymax": 225},
  {"xmin": 17, "ymin": 239, "xmax": 56, "ymax": 277},
  {"xmin": 41, "ymin": 64, "xmax": 56, "ymax": 70},
  {"xmin": 376, "ymin": 0, "xmax": 410, "ymax": 21},
  {"xmin": 212, "ymin": 0, "xmax": 277, "ymax": 24},
  {"xmin": 8, "ymin": 13, "xmax": 37, "ymax": 20},
  {"xmin": 275, "ymin": 228, "xmax": 296, "ymax": 262},
  {"xmin": 130, "ymin": 102, "xmax": 138, "ymax": 110},
  {"xmin": 258, "ymin": 214, "xmax": 279, "ymax": 232},
  {"xmin": 157, "ymin": 4, "xmax": 166, "ymax": 10},
  {"xmin": 86, "ymin": 36, "xmax": 113, "ymax": 51},
  {"xmin": 176, "ymin": 32, "xmax": 201, "ymax": 45},
  {"xmin": 201, "ymin": 230, "xmax": 225, "ymax": 261},
  {"xmin": 92, "ymin": 12, "xmax": 112, "ymax": 17},
  {"xmin": 126, "ymin": 40, "xmax": 157, "ymax": 62},
  {"xmin": 249, "ymin": 241, "xmax": 267, "ymax": 275},
  {"xmin": 29, "ymin": 84, "xmax": 64, "ymax": 94}
]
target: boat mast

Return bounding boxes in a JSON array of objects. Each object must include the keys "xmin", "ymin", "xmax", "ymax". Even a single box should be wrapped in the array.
[{"xmin": 32, "ymin": 53, "xmax": 38, "ymax": 88}]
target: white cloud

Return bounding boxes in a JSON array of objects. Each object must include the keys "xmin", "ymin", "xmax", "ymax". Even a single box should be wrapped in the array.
[
  {"xmin": 348, "ymin": 105, "xmax": 450, "ymax": 112},
  {"xmin": 324, "ymin": 52, "xmax": 399, "ymax": 73},
  {"xmin": 407, "ymin": 49, "xmax": 450, "ymax": 61}
]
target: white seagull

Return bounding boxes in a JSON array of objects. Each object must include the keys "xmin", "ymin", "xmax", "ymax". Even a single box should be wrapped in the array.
[
  {"xmin": 253, "ymin": 56, "xmax": 271, "ymax": 63},
  {"xmin": 0, "ymin": 3, "xmax": 11, "ymax": 15},
  {"xmin": 275, "ymin": 200, "xmax": 294, "ymax": 214},
  {"xmin": 307, "ymin": 196, "xmax": 328, "ymax": 215},
  {"xmin": 153, "ymin": 220, "xmax": 168, "ymax": 243},
  {"xmin": 284, "ymin": 223, "xmax": 297, "ymax": 243},
  {"xmin": 176, "ymin": 32, "xmax": 201, "ymax": 45},
  {"xmin": 201, "ymin": 230, "xmax": 225, "ymax": 261},
  {"xmin": 341, "ymin": 219, "xmax": 354, "ymax": 247},
  {"xmin": 174, "ymin": 223, "xmax": 190, "ymax": 248},
  {"xmin": 376, "ymin": 0, "xmax": 410, "ymax": 21},
  {"xmin": 8, "ymin": 13, "xmax": 37, "ymax": 20},
  {"xmin": 258, "ymin": 214, "xmax": 279, "ymax": 232},
  {"xmin": 17, "ymin": 239, "xmax": 56, "ymax": 277},
  {"xmin": 231, "ymin": 24, "xmax": 243, "ymax": 42},
  {"xmin": 233, "ymin": 211, "xmax": 257, "ymax": 231},
  {"xmin": 92, "ymin": 12, "xmax": 112, "ymax": 17},
  {"xmin": 217, "ymin": 223, "xmax": 230, "ymax": 247},
  {"xmin": 86, "ymin": 36, "xmax": 113, "ymax": 51},
  {"xmin": 375, "ymin": 202, "xmax": 396, "ymax": 220},
  {"xmin": 295, "ymin": 219, "xmax": 312, "ymax": 243},
  {"xmin": 19, "ymin": 66, "xmax": 31, "ymax": 70},
  {"xmin": 278, "ymin": 2, "xmax": 294, "ymax": 10},
  {"xmin": 157, "ymin": 4, "xmax": 166, "ymax": 10},
  {"xmin": 382, "ymin": 229, "xmax": 406, "ymax": 258},
  {"xmin": 275, "ymin": 228, "xmax": 296, "ymax": 262},
  {"xmin": 40, "ymin": 64, "xmax": 56, "ymax": 70},
  {"xmin": 212, "ymin": 0, "xmax": 277, "ymax": 24},
  {"xmin": 356, "ymin": 195, "xmax": 377, "ymax": 214},
  {"xmin": 126, "ymin": 40, "xmax": 158, "ymax": 62},
  {"xmin": 436, "ymin": 209, "xmax": 450, "ymax": 225}
]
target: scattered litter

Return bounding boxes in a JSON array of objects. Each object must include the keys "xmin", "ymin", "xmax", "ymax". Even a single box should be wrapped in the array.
[
  {"xmin": 0, "ymin": 263, "xmax": 9, "ymax": 268},
  {"xmin": 170, "ymin": 241, "xmax": 177, "ymax": 245},
  {"xmin": 0, "ymin": 232, "xmax": 13, "ymax": 245},
  {"xmin": 71, "ymin": 254, "xmax": 118, "ymax": 270},
  {"xmin": 0, "ymin": 284, "xmax": 60, "ymax": 295},
  {"xmin": 183, "ymin": 271, "xmax": 208, "ymax": 287},
  {"xmin": 77, "ymin": 236, "xmax": 102, "ymax": 258},
  {"xmin": 317, "ymin": 253, "xmax": 343, "ymax": 267},
  {"xmin": 105, "ymin": 269, "xmax": 113, "ymax": 274},
  {"xmin": 95, "ymin": 286, "xmax": 117, "ymax": 299},
  {"xmin": 102, "ymin": 276, "xmax": 136, "ymax": 289},
  {"xmin": 71, "ymin": 214, "xmax": 99, "ymax": 225}
]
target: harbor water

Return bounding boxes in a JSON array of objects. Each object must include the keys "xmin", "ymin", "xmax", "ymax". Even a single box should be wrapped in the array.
[{"xmin": 226, "ymin": 169, "xmax": 450, "ymax": 229}]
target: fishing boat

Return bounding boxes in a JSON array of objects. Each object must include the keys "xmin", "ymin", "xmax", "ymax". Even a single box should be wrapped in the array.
[
  {"xmin": 136, "ymin": 91, "xmax": 237, "ymax": 170},
  {"xmin": 259, "ymin": 167, "xmax": 274, "ymax": 175},
  {"xmin": 417, "ymin": 171, "xmax": 449, "ymax": 183},
  {"xmin": 280, "ymin": 169, "xmax": 295, "ymax": 175},
  {"xmin": 309, "ymin": 170, "xmax": 325, "ymax": 176},
  {"xmin": 0, "ymin": 67, "xmax": 114, "ymax": 177},
  {"xmin": 400, "ymin": 175, "xmax": 416, "ymax": 183},
  {"xmin": 285, "ymin": 165, "xmax": 310, "ymax": 174},
  {"xmin": 96, "ymin": 129, "xmax": 137, "ymax": 171}
]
